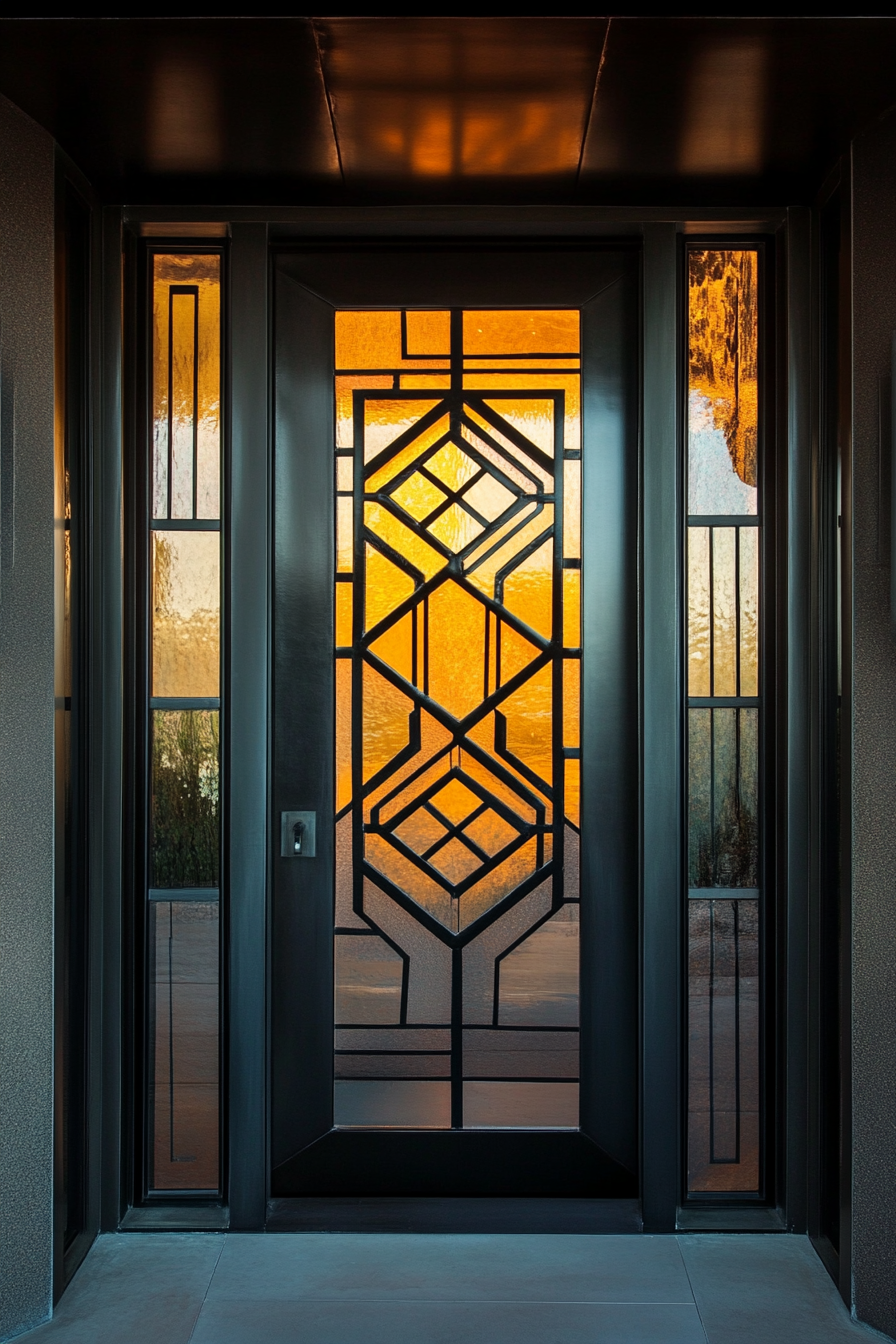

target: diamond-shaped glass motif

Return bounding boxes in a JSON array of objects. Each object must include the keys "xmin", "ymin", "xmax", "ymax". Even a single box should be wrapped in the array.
[
  {"xmin": 391, "ymin": 472, "xmax": 447, "ymax": 522},
  {"xmin": 393, "ymin": 808, "xmax": 447, "ymax": 856},
  {"xmin": 427, "ymin": 502, "xmax": 483, "ymax": 552},
  {"xmin": 463, "ymin": 810, "xmax": 519, "ymax": 857},
  {"xmin": 425, "ymin": 442, "xmax": 479, "ymax": 491},
  {"xmin": 431, "ymin": 778, "xmax": 480, "ymax": 826},
  {"xmin": 429, "ymin": 836, "xmax": 482, "ymax": 883}
]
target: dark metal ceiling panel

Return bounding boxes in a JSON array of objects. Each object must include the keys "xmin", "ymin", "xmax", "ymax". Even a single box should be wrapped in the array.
[
  {"xmin": 310, "ymin": 17, "xmax": 608, "ymax": 185},
  {"xmin": 0, "ymin": 18, "xmax": 339, "ymax": 193},
  {"xmin": 581, "ymin": 16, "xmax": 896, "ymax": 201}
]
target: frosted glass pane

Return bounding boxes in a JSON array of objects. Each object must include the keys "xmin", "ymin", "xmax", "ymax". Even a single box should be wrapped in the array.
[
  {"xmin": 498, "ymin": 904, "xmax": 579, "ymax": 1027},
  {"xmin": 463, "ymin": 1029, "xmax": 578, "ymax": 1078},
  {"xmin": 152, "ymin": 531, "xmax": 220, "ymax": 698},
  {"xmin": 151, "ymin": 711, "xmax": 219, "ymax": 889}
]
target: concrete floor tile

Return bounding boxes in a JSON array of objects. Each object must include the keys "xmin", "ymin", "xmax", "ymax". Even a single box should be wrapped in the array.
[
  {"xmin": 190, "ymin": 1298, "xmax": 708, "ymax": 1344},
  {"xmin": 15, "ymin": 1232, "xmax": 224, "ymax": 1344},
  {"xmin": 678, "ymin": 1235, "xmax": 875, "ymax": 1343},
  {"xmin": 210, "ymin": 1232, "xmax": 694, "ymax": 1303}
]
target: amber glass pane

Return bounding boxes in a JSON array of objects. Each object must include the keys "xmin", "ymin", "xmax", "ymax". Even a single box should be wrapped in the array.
[
  {"xmin": 152, "ymin": 255, "xmax": 220, "ymax": 520},
  {"xmin": 688, "ymin": 898, "xmax": 759, "ymax": 1192},
  {"xmin": 152, "ymin": 531, "xmax": 220, "ymax": 698},
  {"xmin": 711, "ymin": 528, "xmax": 737, "ymax": 697},
  {"xmin": 151, "ymin": 711, "xmax": 219, "ymax": 889},
  {"xmin": 148, "ymin": 900, "xmax": 219, "ymax": 1191},
  {"xmin": 739, "ymin": 528, "xmax": 759, "ymax": 696},
  {"xmin": 688, "ymin": 527, "xmax": 711, "ymax": 696},
  {"xmin": 688, "ymin": 251, "xmax": 758, "ymax": 516},
  {"xmin": 334, "ymin": 308, "xmax": 581, "ymax": 1128}
]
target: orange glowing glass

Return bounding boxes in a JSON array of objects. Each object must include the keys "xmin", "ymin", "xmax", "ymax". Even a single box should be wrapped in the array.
[{"xmin": 333, "ymin": 308, "xmax": 582, "ymax": 1131}]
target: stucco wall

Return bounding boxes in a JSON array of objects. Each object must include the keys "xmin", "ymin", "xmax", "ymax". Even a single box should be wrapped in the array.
[
  {"xmin": 0, "ymin": 94, "xmax": 56, "ymax": 1340},
  {"xmin": 850, "ymin": 108, "xmax": 896, "ymax": 1339}
]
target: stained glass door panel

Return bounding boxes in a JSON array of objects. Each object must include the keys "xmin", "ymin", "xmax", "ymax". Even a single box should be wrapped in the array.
[
  {"xmin": 333, "ymin": 310, "xmax": 581, "ymax": 1130},
  {"xmin": 271, "ymin": 248, "xmax": 638, "ymax": 1198}
]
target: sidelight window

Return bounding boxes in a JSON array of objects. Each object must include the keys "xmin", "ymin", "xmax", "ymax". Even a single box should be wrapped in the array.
[
  {"xmin": 686, "ymin": 248, "xmax": 763, "ymax": 1196},
  {"xmin": 144, "ymin": 253, "xmax": 222, "ymax": 1196},
  {"xmin": 332, "ymin": 309, "xmax": 581, "ymax": 1130}
]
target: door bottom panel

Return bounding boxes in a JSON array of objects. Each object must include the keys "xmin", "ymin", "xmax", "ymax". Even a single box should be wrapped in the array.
[{"xmin": 271, "ymin": 1131, "xmax": 636, "ymax": 1198}]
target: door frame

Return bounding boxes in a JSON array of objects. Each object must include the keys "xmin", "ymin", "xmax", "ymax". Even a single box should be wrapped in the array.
[{"xmin": 103, "ymin": 204, "xmax": 814, "ymax": 1236}]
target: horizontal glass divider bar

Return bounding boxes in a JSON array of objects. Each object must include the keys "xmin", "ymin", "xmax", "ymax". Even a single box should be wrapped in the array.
[
  {"xmin": 688, "ymin": 888, "xmax": 760, "ymax": 900},
  {"xmin": 562, "ymin": 450, "xmax": 581, "ymax": 460},
  {"xmin": 151, "ymin": 518, "xmax": 221, "ymax": 531},
  {"xmin": 145, "ymin": 1189, "xmax": 222, "ymax": 1200},
  {"xmin": 150, "ymin": 697, "xmax": 221, "ymax": 710},
  {"xmin": 562, "ymin": 747, "xmax": 581, "ymax": 758},
  {"xmin": 335, "ymin": 573, "xmax": 353, "ymax": 582},
  {"xmin": 461, "ymin": 1024, "xmax": 580, "ymax": 1033},
  {"xmin": 687, "ymin": 515, "xmax": 760, "ymax": 527},
  {"xmin": 561, "ymin": 558, "xmax": 581, "ymax": 569},
  {"xmin": 563, "ymin": 649, "xmax": 582, "ymax": 659},
  {"xmin": 688, "ymin": 697, "xmax": 760, "ymax": 708},
  {"xmin": 148, "ymin": 887, "xmax": 220, "ymax": 902}
]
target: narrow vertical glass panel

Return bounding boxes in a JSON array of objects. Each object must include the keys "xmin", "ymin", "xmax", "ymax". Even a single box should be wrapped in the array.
[
  {"xmin": 739, "ymin": 527, "xmax": 759, "ymax": 696},
  {"xmin": 152, "ymin": 255, "xmax": 220, "ymax": 520},
  {"xmin": 151, "ymin": 531, "xmax": 220, "ymax": 698},
  {"xmin": 689, "ymin": 709, "xmax": 758, "ymax": 890},
  {"xmin": 688, "ymin": 527, "xmax": 711, "ymax": 697},
  {"xmin": 335, "ymin": 659, "xmax": 352, "ymax": 815},
  {"xmin": 335, "ymin": 582, "xmax": 353, "ymax": 648},
  {"xmin": 148, "ymin": 900, "xmax": 219, "ymax": 1191},
  {"xmin": 688, "ymin": 709, "xmax": 712, "ymax": 887},
  {"xmin": 688, "ymin": 899, "xmax": 759, "ymax": 1192},
  {"xmin": 565, "ymin": 757, "xmax": 580, "ymax": 828},
  {"xmin": 563, "ymin": 458, "xmax": 581, "ymax": 560},
  {"xmin": 711, "ymin": 528, "xmax": 737, "ymax": 697},
  {"xmin": 150, "ymin": 711, "xmax": 219, "ymax": 889},
  {"xmin": 334, "ymin": 933, "xmax": 403, "ymax": 1024},
  {"xmin": 335, "ymin": 309, "xmax": 581, "ymax": 1129},
  {"xmin": 336, "ymin": 496, "xmax": 354, "ymax": 572},
  {"xmin": 336, "ymin": 455, "xmax": 353, "ymax": 491},
  {"xmin": 688, "ymin": 251, "xmax": 758, "ymax": 516},
  {"xmin": 563, "ymin": 659, "xmax": 580, "ymax": 749},
  {"xmin": 562, "ymin": 569, "xmax": 580, "ymax": 649}
]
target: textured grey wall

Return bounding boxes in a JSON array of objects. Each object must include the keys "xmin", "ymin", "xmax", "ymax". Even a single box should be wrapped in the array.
[
  {"xmin": 0, "ymin": 96, "xmax": 56, "ymax": 1340},
  {"xmin": 851, "ymin": 109, "xmax": 896, "ymax": 1339}
]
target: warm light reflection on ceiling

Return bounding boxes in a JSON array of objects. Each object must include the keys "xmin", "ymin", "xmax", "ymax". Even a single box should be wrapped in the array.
[
  {"xmin": 679, "ymin": 45, "xmax": 766, "ymax": 175},
  {"xmin": 317, "ymin": 18, "xmax": 604, "ymax": 179}
]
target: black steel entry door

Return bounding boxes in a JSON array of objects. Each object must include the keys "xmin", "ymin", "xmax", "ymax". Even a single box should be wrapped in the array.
[{"xmin": 270, "ymin": 246, "xmax": 639, "ymax": 1197}]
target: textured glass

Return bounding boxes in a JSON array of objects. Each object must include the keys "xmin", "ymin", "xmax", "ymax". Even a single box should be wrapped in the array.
[
  {"xmin": 463, "ymin": 1028, "xmax": 578, "ymax": 1077},
  {"xmin": 739, "ymin": 528, "xmax": 759, "ymax": 696},
  {"xmin": 688, "ymin": 251, "xmax": 758, "ymax": 516},
  {"xmin": 688, "ymin": 899, "xmax": 760, "ymax": 1191},
  {"xmin": 151, "ymin": 711, "xmax": 219, "ymax": 889},
  {"xmin": 333, "ymin": 309, "xmax": 581, "ymax": 1128},
  {"xmin": 148, "ymin": 901, "xmax": 219, "ymax": 1191},
  {"xmin": 463, "ymin": 1082, "xmax": 578, "ymax": 1129},
  {"xmin": 334, "ymin": 1080, "xmax": 451, "ymax": 1128},
  {"xmin": 151, "ymin": 531, "xmax": 220, "ymax": 697},
  {"xmin": 152, "ymin": 255, "xmax": 220, "ymax": 520},
  {"xmin": 687, "ymin": 250, "xmax": 762, "ymax": 1197},
  {"xmin": 334, "ymin": 933, "xmax": 403, "ymax": 1024},
  {"xmin": 688, "ymin": 708, "xmax": 758, "ymax": 889},
  {"xmin": 688, "ymin": 527, "xmax": 711, "ymax": 696}
]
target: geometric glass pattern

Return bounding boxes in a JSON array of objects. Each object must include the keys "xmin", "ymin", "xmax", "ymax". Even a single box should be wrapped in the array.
[
  {"xmin": 146, "ymin": 253, "xmax": 222, "ymax": 1193},
  {"xmin": 334, "ymin": 309, "xmax": 581, "ymax": 1129},
  {"xmin": 686, "ymin": 250, "xmax": 762, "ymax": 1193}
]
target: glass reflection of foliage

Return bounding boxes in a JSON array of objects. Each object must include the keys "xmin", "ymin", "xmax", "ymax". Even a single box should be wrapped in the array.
[
  {"xmin": 688, "ymin": 251, "xmax": 758, "ymax": 489},
  {"xmin": 151, "ymin": 710, "xmax": 219, "ymax": 889},
  {"xmin": 333, "ymin": 307, "xmax": 581, "ymax": 1130}
]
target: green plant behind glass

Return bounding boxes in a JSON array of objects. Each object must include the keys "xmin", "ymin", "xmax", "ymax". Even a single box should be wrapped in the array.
[{"xmin": 151, "ymin": 710, "xmax": 219, "ymax": 887}]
